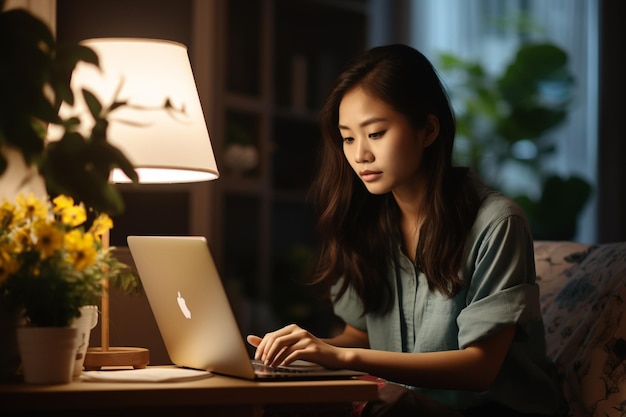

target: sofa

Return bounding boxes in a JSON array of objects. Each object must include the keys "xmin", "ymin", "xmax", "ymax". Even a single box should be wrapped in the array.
[{"xmin": 534, "ymin": 241, "xmax": 626, "ymax": 417}]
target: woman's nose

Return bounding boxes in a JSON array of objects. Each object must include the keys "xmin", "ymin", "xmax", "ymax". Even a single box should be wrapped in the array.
[{"xmin": 354, "ymin": 138, "xmax": 373, "ymax": 163}]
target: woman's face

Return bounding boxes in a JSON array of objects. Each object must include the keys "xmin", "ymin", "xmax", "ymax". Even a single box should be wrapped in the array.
[{"xmin": 338, "ymin": 85, "xmax": 438, "ymax": 196}]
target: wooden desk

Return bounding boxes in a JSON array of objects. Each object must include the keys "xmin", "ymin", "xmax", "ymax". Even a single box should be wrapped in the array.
[{"xmin": 0, "ymin": 372, "xmax": 378, "ymax": 417}]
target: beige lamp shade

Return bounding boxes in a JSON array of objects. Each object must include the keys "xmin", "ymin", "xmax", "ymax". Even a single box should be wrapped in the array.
[{"xmin": 53, "ymin": 38, "xmax": 219, "ymax": 183}]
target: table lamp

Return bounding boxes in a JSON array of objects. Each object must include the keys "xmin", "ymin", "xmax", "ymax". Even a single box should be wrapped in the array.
[{"xmin": 53, "ymin": 38, "xmax": 219, "ymax": 369}]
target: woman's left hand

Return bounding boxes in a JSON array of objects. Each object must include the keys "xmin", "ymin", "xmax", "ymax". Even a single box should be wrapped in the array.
[{"xmin": 247, "ymin": 324, "xmax": 342, "ymax": 368}]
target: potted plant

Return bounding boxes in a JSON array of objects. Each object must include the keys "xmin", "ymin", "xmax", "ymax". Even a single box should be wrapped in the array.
[
  {"xmin": 0, "ymin": 192, "xmax": 135, "ymax": 383},
  {"xmin": 0, "ymin": 6, "xmax": 138, "ymax": 215}
]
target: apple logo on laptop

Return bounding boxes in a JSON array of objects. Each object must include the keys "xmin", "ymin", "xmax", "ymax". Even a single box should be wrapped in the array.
[{"xmin": 177, "ymin": 291, "xmax": 192, "ymax": 319}]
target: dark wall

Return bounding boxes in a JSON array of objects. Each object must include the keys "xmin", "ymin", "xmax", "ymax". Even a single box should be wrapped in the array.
[
  {"xmin": 597, "ymin": 1, "xmax": 626, "ymax": 243},
  {"xmin": 57, "ymin": 0, "xmax": 191, "ymax": 46}
]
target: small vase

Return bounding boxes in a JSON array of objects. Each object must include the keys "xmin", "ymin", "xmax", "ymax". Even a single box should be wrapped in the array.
[
  {"xmin": 16, "ymin": 326, "xmax": 78, "ymax": 384},
  {"xmin": 71, "ymin": 305, "xmax": 99, "ymax": 377}
]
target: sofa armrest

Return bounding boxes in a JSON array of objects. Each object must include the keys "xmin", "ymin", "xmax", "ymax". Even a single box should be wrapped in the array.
[{"xmin": 534, "ymin": 241, "xmax": 626, "ymax": 417}]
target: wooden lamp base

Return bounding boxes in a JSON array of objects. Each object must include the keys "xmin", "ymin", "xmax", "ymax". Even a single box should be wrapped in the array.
[
  {"xmin": 83, "ymin": 347, "xmax": 150, "ymax": 370},
  {"xmin": 85, "ymin": 234, "xmax": 150, "ymax": 371}
]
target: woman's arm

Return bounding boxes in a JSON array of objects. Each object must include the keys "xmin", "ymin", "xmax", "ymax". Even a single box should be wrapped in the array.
[
  {"xmin": 247, "ymin": 324, "xmax": 515, "ymax": 391},
  {"xmin": 321, "ymin": 323, "xmax": 370, "ymax": 348},
  {"xmin": 341, "ymin": 325, "xmax": 515, "ymax": 391}
]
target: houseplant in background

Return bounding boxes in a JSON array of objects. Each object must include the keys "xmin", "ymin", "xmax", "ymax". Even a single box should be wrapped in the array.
[
  {"xmin": 0, "ymin": 193, "xmax": 133, "ymax": 383},
  {"xmin": 0, "ymin": 6, "xmax": 139, "ymax": 215},
  {"xmin": 438, "ymin": 41, "xmax": 592, "ymax": 240}
]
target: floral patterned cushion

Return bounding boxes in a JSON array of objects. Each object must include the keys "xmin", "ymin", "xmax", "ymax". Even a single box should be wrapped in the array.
[{"xmin": 534, "ymin": 241, "xmax": 626, "ymax": 417}]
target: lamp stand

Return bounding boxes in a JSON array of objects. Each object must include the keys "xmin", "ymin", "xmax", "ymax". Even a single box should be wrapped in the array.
[{"xmin": 83, "ymin": 232, "xmax": 149, "ymax": 370}]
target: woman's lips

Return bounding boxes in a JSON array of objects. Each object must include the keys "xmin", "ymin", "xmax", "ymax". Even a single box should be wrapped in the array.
[{"xmin": 360, "ymin": 170, "xmax": 382, "ymax": 182}]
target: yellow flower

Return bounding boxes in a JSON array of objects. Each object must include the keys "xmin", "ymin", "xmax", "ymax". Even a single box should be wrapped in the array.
[
  {"xmin": 34, "ymin": 221, "xmax": 64, "ymax": 259},
  {"xmin": 0, "ymin": 194, "xmax": 122, "ymax": 328},
  {"xmin": 15, "ymin": 193, "xmax": 47, "ymax": 222},
  {"xmin": 89, "ymin": 213, "xmax": 113, "ymax": 239},
  {"xmin": 64, "ymin": 230, "xmax": 97, "ymax": 271},
  {"xmin": 62, "ymin": 205, "xmax": 87, "ymax": 227},
  {"xmin": 0, "ymin": 199, "xmax": 15, "ymax": 212},
  {"xmin": 0, "ymin": 248, "xmax": 20, "ymax": 284},
  {"xmin": 10, "ymin": 226, "xmax": 32, "ymax": 254},
  {"xmin": 0, "ymin": 200, "xmax": 15, "ymax": 228},
  {"xmin": 53, "ymin": 195, "xmax": 86, "ymax": 227},
  {"xmin": 52, "ymin": 195, "xmax": 75, "ymax": 213}
]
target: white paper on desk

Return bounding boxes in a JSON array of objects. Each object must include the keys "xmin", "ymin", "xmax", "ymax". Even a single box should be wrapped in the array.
[{"xmin": 80, "ymin": 368, "xmax": 213, "ymax": 383}]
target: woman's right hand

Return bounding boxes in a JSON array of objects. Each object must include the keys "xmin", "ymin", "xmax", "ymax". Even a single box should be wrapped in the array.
[{"xmin": 247, "ymin": 324, "xmax": 347, "ymax": 369}]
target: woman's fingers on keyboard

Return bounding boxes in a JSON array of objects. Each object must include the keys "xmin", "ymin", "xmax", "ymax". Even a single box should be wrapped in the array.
[{"xmin": 250, "ymin": 324, "xmax": 323, "ymax": 366}]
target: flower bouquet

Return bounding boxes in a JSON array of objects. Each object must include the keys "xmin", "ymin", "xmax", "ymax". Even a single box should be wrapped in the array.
[{"xmin": 0, "ymin": 193, "xmax": 131, "ymax": 328}]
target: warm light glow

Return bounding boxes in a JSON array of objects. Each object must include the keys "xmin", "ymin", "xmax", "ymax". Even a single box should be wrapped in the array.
[
  {"xmin": 110, "ymin": 168, "xmax": 219, "ymax": 183},
  {"xmin": 50, "ymin": 38, "xmax": 219, "ymax": 184}
]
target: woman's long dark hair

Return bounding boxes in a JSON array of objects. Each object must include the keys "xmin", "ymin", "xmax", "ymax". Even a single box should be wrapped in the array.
[{"xmin": 310, "ymin": 44, "xmax": 481, "ymax": 314}]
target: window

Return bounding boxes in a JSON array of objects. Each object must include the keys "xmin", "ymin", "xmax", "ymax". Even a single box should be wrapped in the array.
[{"xmin": 369, "ymin": 0, "xmax": 598, "ymax": 242}]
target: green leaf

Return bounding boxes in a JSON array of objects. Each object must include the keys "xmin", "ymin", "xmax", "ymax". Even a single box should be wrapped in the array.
[
  {"xmin": 82, "ymin": 89, "xmax": 103, "ymax": 120},
  {"xmin": 527, "ymin": 175, "xmax": 592, "ymax": 240},
  {"xmin": 51, "ymin": 43, "xmax": 99, "ymax": 108}
]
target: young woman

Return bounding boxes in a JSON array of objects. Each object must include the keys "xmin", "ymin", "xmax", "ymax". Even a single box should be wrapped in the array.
[{"xmin": 247, "ymin": 44, "xmax": 565, "ymax": 417}]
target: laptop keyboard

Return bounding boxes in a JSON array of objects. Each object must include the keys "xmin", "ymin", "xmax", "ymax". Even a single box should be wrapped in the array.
[{"xmin": 251, "ymin": 360, "xmax": 310, "ymax": 374}]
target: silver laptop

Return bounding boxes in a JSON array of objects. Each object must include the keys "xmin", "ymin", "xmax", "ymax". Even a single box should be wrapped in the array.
[{"xmin": 127, "ymin": 235, "xmax": 365, "ymax": 380}]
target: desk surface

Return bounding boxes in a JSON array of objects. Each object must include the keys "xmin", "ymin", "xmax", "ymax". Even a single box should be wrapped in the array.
[{"xmin": 0, "ymin": 371, "xmax": 378, "ymax": 416}]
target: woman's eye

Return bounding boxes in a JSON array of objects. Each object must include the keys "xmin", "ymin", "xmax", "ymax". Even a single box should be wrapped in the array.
[
  {"xmin": 342, "ymin": 136, "xmax": 354, "ymax": 143},
  {"xmin": 368, "ymin": 131, "xmax": 385, "ymax": 139}
]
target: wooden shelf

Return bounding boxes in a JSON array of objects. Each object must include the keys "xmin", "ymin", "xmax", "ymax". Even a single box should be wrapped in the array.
[{"xmin": 213, "ymin": 0, "xmax": 368, "ymax": 333}]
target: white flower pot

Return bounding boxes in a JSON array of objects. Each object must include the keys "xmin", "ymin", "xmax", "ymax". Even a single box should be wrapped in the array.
[
  {"xmin": 71, "ymin": 306, "xmax": 99, "ymax": 377},
  {"xmin": 17, "ymin": 326, "xmax": 78, "ymax": 384}
]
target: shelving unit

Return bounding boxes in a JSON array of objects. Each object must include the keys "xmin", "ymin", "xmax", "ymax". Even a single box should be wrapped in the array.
[{"xmin": 211, "ymin": 0, "xmax": 368, "ymax": 333}]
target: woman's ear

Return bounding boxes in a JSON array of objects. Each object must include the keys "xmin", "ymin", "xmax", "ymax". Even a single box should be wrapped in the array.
[{"xmin": 423, "ymin": 114, "xmax": 440, "ymax": 148}]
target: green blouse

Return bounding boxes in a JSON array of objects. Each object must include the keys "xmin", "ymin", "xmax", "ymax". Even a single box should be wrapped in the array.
[{"xmin": 332, "ymin": 191, "xmax": 565, "ymax": 414}]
